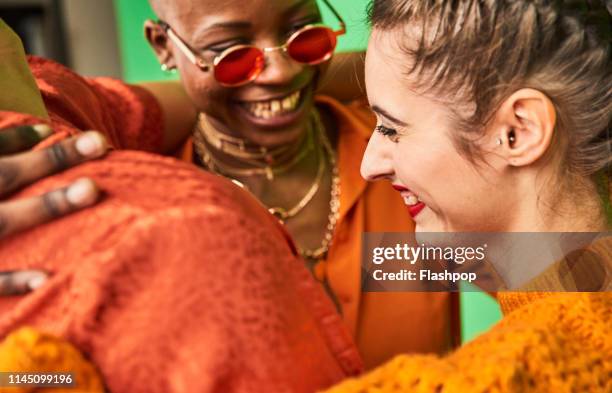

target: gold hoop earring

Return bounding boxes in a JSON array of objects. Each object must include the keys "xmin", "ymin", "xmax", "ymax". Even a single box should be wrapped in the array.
[{"xmin": 161, "ymin": 64, "xmax": 177, "ymax": 73}]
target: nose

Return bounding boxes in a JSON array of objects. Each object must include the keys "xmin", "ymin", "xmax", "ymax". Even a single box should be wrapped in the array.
[
  {"xmin": 254, "ymin": 47, "xmax": 304, "ymax": 86},
  {"xmin": 360, "ymin": 131, "xmax": 396, "ymax": 181}
]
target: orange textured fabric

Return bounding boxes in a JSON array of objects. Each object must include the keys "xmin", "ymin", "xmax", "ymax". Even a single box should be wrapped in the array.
[
  {"xmin": 0, "ymin": 148, "xmax": 363, "ymax": 392},
  {"xmin": 26, "ymin": 56, "xmax": 163, "ymax": 152},
  {"xmin": 0, "ymin": 58, "xmax": 363, "ymax": 392},
  {"xmin": 325, "ymin": 292, "xmax": 611, "ymax": 393},
  {"xmin": 179, "ymin": 96, "xmax": 460, "ymax": 369}
]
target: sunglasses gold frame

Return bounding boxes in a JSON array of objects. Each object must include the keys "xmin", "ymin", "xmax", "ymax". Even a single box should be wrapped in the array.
[{"xmin": 156, "ymin": 0, "xmax": 346, "ymax": 86}]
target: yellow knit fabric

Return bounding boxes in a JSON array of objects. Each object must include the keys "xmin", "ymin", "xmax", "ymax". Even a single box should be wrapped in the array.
[
  {"xmin": 0, "ymin": 328, "xmax": 104, "ymax": 393},
  {"xmin": 326, "ymin": 236, "xmax": 612, "ymax": 393},
  {"xmin": 324, "ymin": 291, "xmax": 611, "ymax": 392}
]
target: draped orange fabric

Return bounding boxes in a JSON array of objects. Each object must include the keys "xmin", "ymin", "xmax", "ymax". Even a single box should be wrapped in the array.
[
  {"xmin": 0, "ymin": 57, "xmax": 363, "ymax": 392},
  {"xmin": 179, "ymin": 97, "xmax": 460, "ymax": 369}
]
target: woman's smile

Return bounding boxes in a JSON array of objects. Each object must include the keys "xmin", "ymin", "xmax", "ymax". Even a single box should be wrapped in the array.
[
  {"xmin": 392, "ymin": 184, "xmax": 426, "ymax": 218},
  {"xmin": 235, "ymin": 85, "xmax": 311, "ymax": 128}
]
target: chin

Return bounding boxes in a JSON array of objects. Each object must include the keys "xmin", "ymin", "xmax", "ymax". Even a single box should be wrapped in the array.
[{"xmin": 414, "ymin": 213, "xmax": 452, "ymax": 234}]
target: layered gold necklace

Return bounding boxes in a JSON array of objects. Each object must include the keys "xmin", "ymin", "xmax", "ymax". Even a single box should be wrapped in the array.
[
  {"xmin": 194, "ymin": 113, "xmax": 310, "ymax": 181},
  {"xmin": 192, "ymin": 110, "xmax": 341, "ymax": 261}
]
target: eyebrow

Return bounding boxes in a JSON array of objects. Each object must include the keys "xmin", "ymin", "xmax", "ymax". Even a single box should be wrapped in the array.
[
  {"xmin": 370, "ymin": 105, "xmax": 410, "ymax": 127},
  {"xmin": 192, "ymin": 20, "xmax": 252, "ymax": 41},
  {"xmin": 192, "ymin": 0, "xmax": 313, "ymax": 39}
]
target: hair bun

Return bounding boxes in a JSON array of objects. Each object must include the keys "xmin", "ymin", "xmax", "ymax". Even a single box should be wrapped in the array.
[{"xmin": 559, "ymin": 0, "xmax": 612, "ymax": 41}]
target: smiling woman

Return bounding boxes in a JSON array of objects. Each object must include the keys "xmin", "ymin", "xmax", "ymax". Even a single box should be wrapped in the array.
[
  {"xmin": 137, "ymin": 0, "xmax": 460, "ymax": 368},
  {"xmin": 325, "ymin": 0, "xmax": 611, "ymax": 391}
]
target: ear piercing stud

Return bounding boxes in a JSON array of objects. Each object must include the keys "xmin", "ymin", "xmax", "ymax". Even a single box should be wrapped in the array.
[
  {"xmin": 508, "ymin": 130, "xmax": 516, "ymax": 145},
  {"xmin": 497, "ymin": 129, "xmax": 517, "ymax": 146}
]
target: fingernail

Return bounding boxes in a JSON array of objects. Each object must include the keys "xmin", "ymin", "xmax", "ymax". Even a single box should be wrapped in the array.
[
  {"xmin": 27, "ymin": 273, "xmax": 47, "ymax": 290},
  {"xmin": 66, "ymin": 178, "xmax": 98, "ymax": 206},
  {"xmin": 75, "ymin": 132, "xmax": 106, "ymax": 157},
  {"xmin": 32, "ymin": 124, "xmax": 53, "ymax": 139}
]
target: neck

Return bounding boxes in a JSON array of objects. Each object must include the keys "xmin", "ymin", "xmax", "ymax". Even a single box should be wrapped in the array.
[
  {"xmin": 488, "ymin": 173, "xmax": 608, "ymax": 289},
  {"xmin": 504, "ymin": 169, "xmax": 607, "ymax": 233}
]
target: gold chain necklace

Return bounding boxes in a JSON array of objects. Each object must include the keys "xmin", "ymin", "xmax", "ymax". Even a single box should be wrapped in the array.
[
  {"xmin": 193, "ymin": 110, "xmax": 341, "ymax": 261},
  {"xmin": 194, "ymin": 112, "xmax": 325, "ymax": 222},
  {"xmin": 267, "ymin": 143, "xmax": 325, "ymax": 221},
  {"xmin": 299, "ymin": 110, "xmax": 340, "ymax": 261}
]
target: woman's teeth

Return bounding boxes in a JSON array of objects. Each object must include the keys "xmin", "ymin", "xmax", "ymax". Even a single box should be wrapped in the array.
[
  {"xmin": 403, "ymin": 195, "xmax": 421, "ymax": 206},
  {"xmin": 243, "ymin": 90, "xmax": 301, "ymax": 119}
]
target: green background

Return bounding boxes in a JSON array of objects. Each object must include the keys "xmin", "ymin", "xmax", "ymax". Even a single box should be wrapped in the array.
[
  {"xmin": 113, "ymin": 0, "xmax": 372, "ymax": 82},
  {"xmin": 112, "ymin": 0, "xmax": 502, "ymax": 342}
]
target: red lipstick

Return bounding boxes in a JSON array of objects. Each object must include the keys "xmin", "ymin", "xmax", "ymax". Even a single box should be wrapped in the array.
[{"xmin": 407, "ymin": 202, "xmax": 426, "ymax": 218}]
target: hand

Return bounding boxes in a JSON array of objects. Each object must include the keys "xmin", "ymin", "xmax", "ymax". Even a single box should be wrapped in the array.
[{"xmin": 0, "ymin": 124, "xmax": 108, "ymax": 295}]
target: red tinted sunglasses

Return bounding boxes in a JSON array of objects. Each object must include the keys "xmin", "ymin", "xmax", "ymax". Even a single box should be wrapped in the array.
[{"xmin": 158, "ymin": 0, "xmax": 346, "ymax": 87}]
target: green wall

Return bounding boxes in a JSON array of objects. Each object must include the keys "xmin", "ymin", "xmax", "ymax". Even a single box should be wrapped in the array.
[
  {"xmin": 460, "ymin": 284, "xmax": 502, "ymax": 343},
  {"xmin": 112, "ymin": 0, "xmax": 502, "ymax": 343}
]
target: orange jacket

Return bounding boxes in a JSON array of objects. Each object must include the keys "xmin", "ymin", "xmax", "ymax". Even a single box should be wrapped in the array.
[{"xmin": 0, "ymin": 57, "xmax": 362, "ymax": 392}]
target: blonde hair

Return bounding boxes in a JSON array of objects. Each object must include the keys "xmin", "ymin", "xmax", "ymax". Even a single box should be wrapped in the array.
[{"xmin": 368, "ymin": 0, "xmax": 611, "ymax": 184}]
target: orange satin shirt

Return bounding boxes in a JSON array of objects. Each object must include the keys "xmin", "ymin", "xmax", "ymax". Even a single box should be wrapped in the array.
[{"xmin": 178, "ymin": 96, "xmax": 461, "ymax": 369}]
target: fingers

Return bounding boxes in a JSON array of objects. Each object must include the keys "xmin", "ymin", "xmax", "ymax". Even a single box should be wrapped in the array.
[
  {"xmin": 0, "ymin": 131, "xmax": 108, "ymax": 197},
  {"xmin": 0, "ymin": 177, "xmax": 100, "ymax": 238},
  {"xmin": 0, "ymin": 269, "xmax": 47, "ymax": 296},
  {"xmin": 0, "ymin": 124, "xmax": 52, "ymax": 155},
  {"xmin": 0, "ymin": 129, "xmax": 107, "ymax": 239}
]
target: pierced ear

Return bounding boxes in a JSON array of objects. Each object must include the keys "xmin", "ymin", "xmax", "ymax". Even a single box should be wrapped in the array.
[
  {"xmin": 144, "ymin": 19, "xmax": 176, "ymax": 68},
  {"xmin": 493, "ymin": 88, "xmax": 557, "ymax": 167}
]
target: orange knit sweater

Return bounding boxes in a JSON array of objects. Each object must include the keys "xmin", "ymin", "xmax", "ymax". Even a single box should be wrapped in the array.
[
  {"xmin": 324, "ymin": 292, "xmax": 610, "ymax": 392},
  {"xmin": 324, "ymin": 239, "xmax": 612, "ymax": 393}
]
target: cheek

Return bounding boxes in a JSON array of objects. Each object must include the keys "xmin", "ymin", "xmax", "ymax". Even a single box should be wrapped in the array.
[
  {"xmin": 313, "ymin": 62, "xmax": 329, "ymax": 87},
  {"xmin": 394, "ymin": 140, "xmax": 480, "ymax": 209},
  {"xmin": 178, "ymin": 68, "xmax": 231, "ymax": 116},
  {"xmin": 393, "ymin": 138, "xmax": 457, "ymax": 192},
  {"xmin": 396, "ymin": 141, "xmax": 506, "ymax": 229}
]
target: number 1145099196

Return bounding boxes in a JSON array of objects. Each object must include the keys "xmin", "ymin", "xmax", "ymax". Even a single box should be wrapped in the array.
[{"xmin": 0, "ymin": 372, "xmax": 74, "ymax": 387}]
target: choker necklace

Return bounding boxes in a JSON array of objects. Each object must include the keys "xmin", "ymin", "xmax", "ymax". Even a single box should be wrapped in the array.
[
  {"xmin": 197, "ymin": 113, "xmax": 296, "ymax": 163},
  {"xmin": 193, "ymin": 114, "xmax": 312, "ymax": 180},
  {"xmin": 194, "ymin": 126, "xmax": 313, "ymax": 181}
]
